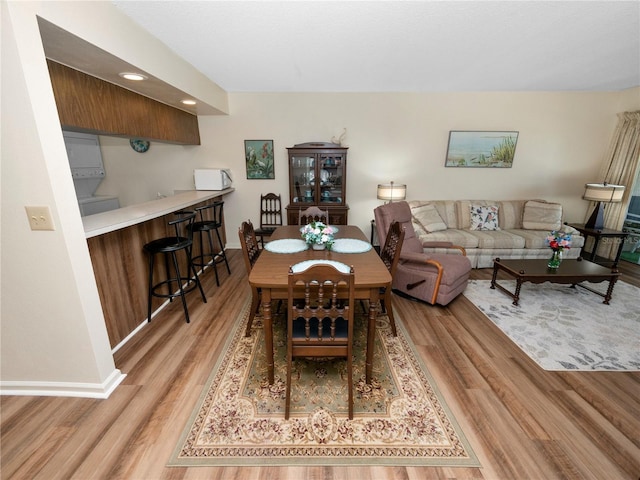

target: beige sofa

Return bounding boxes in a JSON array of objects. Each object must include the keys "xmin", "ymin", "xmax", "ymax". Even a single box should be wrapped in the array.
[{"xmin": 407, "ymin": 199, "xmax": 585, "ymax": 268}]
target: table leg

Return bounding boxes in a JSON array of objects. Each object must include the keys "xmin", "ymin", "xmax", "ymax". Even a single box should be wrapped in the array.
[
  {"xmin": 490, "ymin": 262, "xmax": 499, "ymax": 289},
  {"xmin": 261, "ymin": 289, "xmax": 274, "ymax": 384},
  {"xmin": 603, "ymin": 274, "xmax": 618, "ymax": 305},
  {"xmin": 366, "ymin": 288, "xmax": 379, "ymax": 384},
  {"xmin": 513, "ymin": 279, "xmax": 523, "ymax": 306}
]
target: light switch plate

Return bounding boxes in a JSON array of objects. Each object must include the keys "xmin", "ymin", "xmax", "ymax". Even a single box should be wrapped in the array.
[{"xmin": 25, "ymin": 206, "xmax": 55, "ymax": 231}]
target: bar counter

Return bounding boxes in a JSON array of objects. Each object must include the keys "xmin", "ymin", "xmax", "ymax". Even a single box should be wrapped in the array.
[{"xmin": 85, "ymin": 189, "xmax": 234, "ymax": 349}]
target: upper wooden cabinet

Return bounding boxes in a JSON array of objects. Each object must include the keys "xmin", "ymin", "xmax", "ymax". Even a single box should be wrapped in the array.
[
  {"xmin": 286, "ymin": 142, "xmax": 349, "ymax": 225},
  {"xmin": 47, "ymin": 60, "xmax": 200, "ymax": 145}
]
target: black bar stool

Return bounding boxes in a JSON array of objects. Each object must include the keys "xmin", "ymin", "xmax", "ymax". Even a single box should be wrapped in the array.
[
  {"xmin": 144, "ymin": 211, "xmax": 206, "ymax": 323},
  {"xmin": 189, "ymin": 201, "xmax": 231, "ymax": 286}
]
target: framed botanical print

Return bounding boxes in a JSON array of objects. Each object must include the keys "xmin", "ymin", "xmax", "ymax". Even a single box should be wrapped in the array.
[
  {"xmin": 445, "ymin": 131, "xmax": 519, "ymax": 168},
  {"xmin": 245, "ymin": 140, "xmax": 275, "ymax": 179}
]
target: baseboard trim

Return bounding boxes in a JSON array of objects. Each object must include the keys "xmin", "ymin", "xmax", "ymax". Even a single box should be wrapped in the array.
[{"xmin": 0, "ymin": 368, "xmax": 126, "ymax": 399}]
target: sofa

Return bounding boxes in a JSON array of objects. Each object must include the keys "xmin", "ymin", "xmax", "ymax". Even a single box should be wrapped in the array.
[{"xmin": 406, "ymin": 199, "xmax": 585, "ymax": 268}]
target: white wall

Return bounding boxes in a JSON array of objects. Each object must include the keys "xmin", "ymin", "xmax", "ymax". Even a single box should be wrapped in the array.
[{"xmin": 98, "ymin": 89, "xmax": 640, "ymax": 246}]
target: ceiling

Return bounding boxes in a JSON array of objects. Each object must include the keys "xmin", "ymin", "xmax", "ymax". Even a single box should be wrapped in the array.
[{"xmin": 40, "ymin": 1, "xmax": 640, "ymax": 115}]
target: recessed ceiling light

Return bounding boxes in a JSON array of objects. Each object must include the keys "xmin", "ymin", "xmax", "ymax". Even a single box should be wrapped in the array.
[
  {"xmin": 181, "ymin": 99, "xmax": 197, "ymax": 105},
  {"xmin": 119, "ymin": 72, "xmax": 147, "ymax": 81}
]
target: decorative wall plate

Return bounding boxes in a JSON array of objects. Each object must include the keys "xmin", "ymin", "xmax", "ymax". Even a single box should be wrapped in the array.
[{"xmin": 130, "ymin": 139, "xmax": 150, "ymax": 153}]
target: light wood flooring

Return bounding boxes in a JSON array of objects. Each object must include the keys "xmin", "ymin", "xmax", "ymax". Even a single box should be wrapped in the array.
[{"xmin": 2, "ymin": 252, "xmax": 639, "ymax": 479}]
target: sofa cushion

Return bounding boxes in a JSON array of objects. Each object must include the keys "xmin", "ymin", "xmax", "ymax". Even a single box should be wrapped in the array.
[
  {"xmin": 522, "ymin": 200, "xmax": 562, "ymax": 230},
  {"xmin": 412, "ymin": 204, "xmax": 447, "ymax": 232},
  {"xmin": 497, "ymin": 200, "xmax": 526, "ymax": 229},
  {"xmin": 466, "ymin": 229, "xmax": 525, "ymax": 248},
  {"xmin": 470, "ymin": 204, "xmax": 500, "ymax": 231}
]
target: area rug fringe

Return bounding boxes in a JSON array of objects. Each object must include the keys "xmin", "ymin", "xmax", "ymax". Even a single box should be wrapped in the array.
[{"xmin": 168, "ymin": 299, "xmax": 479, "ymax": 467}]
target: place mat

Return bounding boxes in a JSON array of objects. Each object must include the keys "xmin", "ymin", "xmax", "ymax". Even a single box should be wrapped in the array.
[
  {"xmin": 264, "ymin": 238, "xmax": 308, "ymax": 253},
  {"xmin": 291, "ymin": 259, "xmax": 351, "ymax": 273},
  {"xmin": 330, "ymin": 238, "xmax": 372, "ymax": 253}
]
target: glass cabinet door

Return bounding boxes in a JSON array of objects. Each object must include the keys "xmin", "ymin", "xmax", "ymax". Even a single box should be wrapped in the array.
[
  {"xmin": 291, "ymin": 155, "xmax": 315, "ymax": 204},
  {"xmin": 318, "ymin": 154, "xmax": 344, "ymax": 205}
]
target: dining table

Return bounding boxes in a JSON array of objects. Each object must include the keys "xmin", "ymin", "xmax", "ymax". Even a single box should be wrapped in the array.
[{"xmin": 248, "ymin": 225, "xmax": 392, "ymax": 385}]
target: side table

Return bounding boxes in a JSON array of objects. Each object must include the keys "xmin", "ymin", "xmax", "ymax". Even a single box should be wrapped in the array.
[{"xmin": 567, "ymin": 223, "xmax": 629, "ymax": 267}]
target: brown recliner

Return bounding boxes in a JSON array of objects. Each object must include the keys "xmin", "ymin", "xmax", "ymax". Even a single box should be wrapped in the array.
[{"xmin": 374, "ymin": 201, "xmax": 472, "ymax": 306}]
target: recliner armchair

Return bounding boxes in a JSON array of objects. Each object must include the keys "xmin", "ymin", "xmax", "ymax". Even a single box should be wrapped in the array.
[{"xmin": 374, "ymin": 201, "xmax": 471, "ymax": 306}]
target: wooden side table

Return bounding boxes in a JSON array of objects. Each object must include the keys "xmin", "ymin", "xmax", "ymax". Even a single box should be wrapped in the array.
[{"xmin": 567, "ymin": 223, "xmax": 629, "ymax": 267}]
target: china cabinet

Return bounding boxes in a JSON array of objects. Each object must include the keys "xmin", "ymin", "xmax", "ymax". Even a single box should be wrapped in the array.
[{"xmin": 286, "ymin": 142, "xmax": 349, "ymax": 225}]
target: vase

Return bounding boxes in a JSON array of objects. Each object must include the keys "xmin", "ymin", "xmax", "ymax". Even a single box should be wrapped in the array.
[
  {"xmin": 312, "ymin": 243, "xmax": 326, "ymax": 251},
  {"xmin": 548, "ymin": 249, "xmax": 562, "ymax": 269}
]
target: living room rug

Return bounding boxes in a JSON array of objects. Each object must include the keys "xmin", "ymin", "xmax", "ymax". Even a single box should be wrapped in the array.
[
  {"xmin": 169, "ymin": 301, "xmax": 479, "ymax": 467},
  {"xmin": 463, "ymin": 279, "xmax": 640, "ymax": 371}
]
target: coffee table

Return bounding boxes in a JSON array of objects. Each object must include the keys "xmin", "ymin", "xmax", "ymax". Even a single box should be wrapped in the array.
[{"xmin": 490, "ymin": 257, "xmax": 620, "ymax": 306}]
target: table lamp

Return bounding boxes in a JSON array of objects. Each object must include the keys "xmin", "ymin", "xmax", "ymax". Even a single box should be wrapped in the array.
[
  {"xmin": 583, "ymin": 182, "xmax": 625, "ymax": 230},
  {"xmin": 377, "ymin": 181, "xmax": 407, "ymax": 203}
]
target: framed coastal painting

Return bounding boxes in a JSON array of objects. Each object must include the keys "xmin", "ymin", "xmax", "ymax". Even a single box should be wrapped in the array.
[
  {"xmin": 445, "ymin": 131, "xmax": 519, "ymax": 168},
  {"xmin": 245, "ymin": 140, "xmax": 275, "ymax": 179}
]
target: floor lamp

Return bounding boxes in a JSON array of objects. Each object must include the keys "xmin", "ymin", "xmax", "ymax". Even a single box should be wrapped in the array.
[{"xmin": 583, "ymin": 182, "xmax": 625, "ymax": 230}]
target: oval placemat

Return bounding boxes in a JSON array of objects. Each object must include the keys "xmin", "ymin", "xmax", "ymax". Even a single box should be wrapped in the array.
[
  {"xmin": 291, "ymin": 259, "xmax": 351, "ymax": 274},
  {"xmin": 264, "ymin": 238, "xmax": 308, "ymax": 253},
  {"xmin": 330, "ymin": 238, "xmax": 372, "ymax": 254}
]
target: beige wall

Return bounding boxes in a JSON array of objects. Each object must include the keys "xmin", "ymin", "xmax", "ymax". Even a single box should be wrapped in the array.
[{"xmin": 98, "ymin": 88, "xmax": 640, "ymax": 246}]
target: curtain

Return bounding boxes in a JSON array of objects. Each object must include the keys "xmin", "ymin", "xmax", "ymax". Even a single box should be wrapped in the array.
[{"xmin": 588, "ymin": 111, "xmax": 640, "ymax": 259}]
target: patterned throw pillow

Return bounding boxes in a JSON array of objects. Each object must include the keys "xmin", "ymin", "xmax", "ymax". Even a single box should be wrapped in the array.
[
  {"xmin": 470, "ymin": 204, "xmax": 500, "ymax": 231},
  {"xmin": 412, "ymin": 204, "xmax": 447, "ymax": 232}
]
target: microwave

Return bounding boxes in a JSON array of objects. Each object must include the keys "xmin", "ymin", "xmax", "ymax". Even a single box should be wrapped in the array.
[{"xmin": 194, "ymin": 168, "xmax": 232, "ymax": 191}]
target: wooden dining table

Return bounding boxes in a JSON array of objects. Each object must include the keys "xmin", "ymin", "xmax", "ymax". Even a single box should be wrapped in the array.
[{"xmin": 248, "ymin": 225, "xmax": 392, "ymax": 385}]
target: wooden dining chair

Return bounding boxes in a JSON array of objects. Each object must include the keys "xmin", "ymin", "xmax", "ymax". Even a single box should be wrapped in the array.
[
  {"xmin": 378, "ymin": 220, "xmax": 405, "ymax": 336},
  {"xmin": 254, "ymin": 193, "xmax": 283, "ymax": 247},
  {"xmin": 238, "ymin": 220, "xmax": 262, "ymax": 336},
  {"xmin": 298, "ymin": 206, "xmax": 329, "ymax": 225},
  {"xmin": 286, "ymin": 263, "xmax": 356, "ymax": 419}
]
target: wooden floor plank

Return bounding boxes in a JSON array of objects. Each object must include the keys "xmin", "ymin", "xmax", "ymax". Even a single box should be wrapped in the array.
[{"xmin": 2, "ymin": 251, "xmax": 639, "ymax": 479}]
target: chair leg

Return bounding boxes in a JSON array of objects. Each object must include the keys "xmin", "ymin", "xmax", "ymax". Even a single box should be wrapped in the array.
[
  {"xmin": 170, "ymin": 251, "xmax": 191, "ymax": 323},
  {"xmin": 347, "ymin": 353, "xmax": 353, "ymax": 420},
  {"xmin": 244, "ymin": 287, "xmax": 260, "ymax": 337},
  {"xmin": 214, "ymin": 227, "xmax": 231, "ymax": 274},
  {"xmin": 285, "ymin": 353, "xmax": 293, "ymax": 420},
  {"xmin": 147, "ymin": 253, "xmax": 155, "ymax": 322},
  {"xmin": 187, "ymin": 245, "xmax": 207, "ymax": 304},
  {"xmin": 384, "ymin": 289, "xmax": 397, "ymax": 336},
  {"xmin": 205, "ymin": 230, "xmax": 221, "ymax": 286}
]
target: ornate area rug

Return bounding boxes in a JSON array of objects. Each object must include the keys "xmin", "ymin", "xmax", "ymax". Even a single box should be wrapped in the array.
[
  {"xmin": 463, "ymin": 279, "xmax": 640, "ymax": 371},
  {"xmin": 169, "ymin": 301, "xmax": 479, "ymax": 467}
]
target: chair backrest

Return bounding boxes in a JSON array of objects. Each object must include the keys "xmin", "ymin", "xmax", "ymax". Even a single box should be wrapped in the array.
[
  {"xmin": 195, "ymin": 201, "xmax": 224, "ymax": 226},
  {"xmin": 374, "ymin": 201, "xmax": 423, "ymax": 254},
  {"xmin": 238, "ymin": 220, "xmax": 261, "ymax": 274},
  {"xmin": 380, "ymin": 221, "xmax": 405, "ymax": 275},
  {"xmin": 287, "ymin": 264, "xmax": 355, "ymax": 354},
  {"xmin": 298, "ymin": 206, "xmax": 329, "ymax": 225},
  {"xmin": 170, "ymin": 210, "xmax": 196, "ymax": 243},
  {"xmin": 259, "ymin": 193, "xmax": 283, "ymax": 229}
]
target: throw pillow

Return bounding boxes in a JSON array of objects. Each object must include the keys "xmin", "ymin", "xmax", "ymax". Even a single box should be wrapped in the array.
[
  {"xmin": 522, "ymin": 200, "xmax": 562, "ymax": 230},
  {"xmin": 470, "ymin": 204, "xmax": 500, "ymax": 231},
  {"xmin": 412, "ymin": 204, "xmax": 447, "ymax": 233}
]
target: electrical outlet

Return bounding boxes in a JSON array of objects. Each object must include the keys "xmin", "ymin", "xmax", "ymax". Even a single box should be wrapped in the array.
[{"xmin": 25, "ymin": 206, "xmax": 55, "ymax": 231}]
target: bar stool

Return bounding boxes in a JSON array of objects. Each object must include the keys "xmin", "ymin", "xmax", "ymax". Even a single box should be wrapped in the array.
[
  {"xmin": 189, "ymin": 201, "xmax": 231, "ymax": 286},
  {"xmin": 144, "ymin": 211, "xmax": 206, "ymax": 323}
]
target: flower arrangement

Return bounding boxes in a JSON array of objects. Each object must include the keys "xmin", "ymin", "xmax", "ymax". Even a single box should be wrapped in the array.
[
  {"xmin": 301, "ymin": 221, "xmax": 335, "ymax": 249},
  {"xmin": 546, "ymin": 230, "xmax": 572, "ymax": 251}
]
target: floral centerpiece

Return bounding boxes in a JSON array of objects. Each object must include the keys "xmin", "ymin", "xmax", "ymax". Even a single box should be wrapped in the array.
[
  {"xmin": 301, "ymin": 221, "xmax": 335, "ymax": 250},
  {"xmin": 545, "ymin": 230, "xmax": 572, "ymax": 268}
]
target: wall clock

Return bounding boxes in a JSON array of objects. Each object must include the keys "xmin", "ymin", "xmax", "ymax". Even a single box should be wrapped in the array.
[{"xmin": 130, "ymin": 139, "xmax": 150, "ymax": 153}]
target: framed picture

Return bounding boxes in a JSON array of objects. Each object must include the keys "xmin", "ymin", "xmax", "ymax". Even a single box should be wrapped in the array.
[
  {"xmin": 445, "ymin": 131, "xmax": 519, "ymax": 168},
  {"xmin": 245, "ymin": 140, "xmax": 275, "ymax": 179}
]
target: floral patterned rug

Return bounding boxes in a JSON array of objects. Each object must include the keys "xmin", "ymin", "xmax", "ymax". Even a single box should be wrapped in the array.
[
  {"xmin": 463, "ymin": 279, "xmax": 640, "ymax": 371},
  {"xmin": 169, "ymin": 302, "xmax": 479, "ymax": 467}
]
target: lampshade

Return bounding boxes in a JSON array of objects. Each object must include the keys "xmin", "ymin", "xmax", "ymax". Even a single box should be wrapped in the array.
[
  {"xmin": 377, "ymin": 182, "xmax": 407, "ymax": 202},
  {"xmin": 583, "ymin": 182, "xmax": 625, "ymax": 230},
  {"xmin": 583, "ymin": 183, "xmax": 625, "ymax": 203}
]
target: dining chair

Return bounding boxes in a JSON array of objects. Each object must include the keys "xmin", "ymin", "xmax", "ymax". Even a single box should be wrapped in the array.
[
  {"xmin": 286, "ymin": 263, "xmax": 356, "ymax": 419},
  {"xmin": 298, "ymin": 206, "xmax": 329, "ymax": 225},
  {"xmin": 238, "ymin": 220, "xmax": 262, "ymax": 337},
  {"xmin": 254, "ymin": 193, "xmax": 283, "ymax": 247},
  {"xmin": 378, "ymin": 220, "xmax": 405, "ymax": 336},
  {"xmin": 374, "ymin": 201, "xmax": 472, "ymax": 306}
]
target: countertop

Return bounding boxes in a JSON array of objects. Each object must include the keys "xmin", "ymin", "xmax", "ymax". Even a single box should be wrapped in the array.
[{"xmin": 82, "ymin": 188, "xmax": 234, "ymax": 238}]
